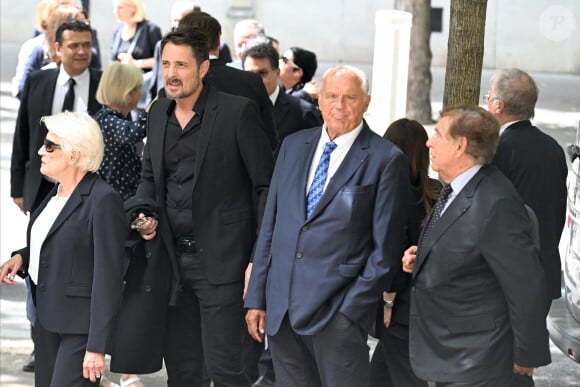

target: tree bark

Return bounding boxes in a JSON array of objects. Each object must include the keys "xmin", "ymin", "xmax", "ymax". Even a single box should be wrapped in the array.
[
  {"xmin": 443, "ymin": 0, "xmax": 488, "ymax": 108},
  {"xmin": 395, "ymin": 0, "xmax": 434, "ymax": 124}
]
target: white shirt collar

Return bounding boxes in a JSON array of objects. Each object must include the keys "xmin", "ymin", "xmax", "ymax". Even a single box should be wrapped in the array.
[
  {"xmin": 57, "ymin": 67, "xmax": 89, "ymax": 86},
  {"xmin": 444, "ymin": 164, "xmax": 483, "ymax": 213},
  {"xmin": 269, "ymin": 85, "xmax": 280, "ymax": 106},
  {"xmin": 499, "ymin": 120, "xmax": 520, "ymax": 136},
  {"xmin": 320, "ymin": 121, "xmax": 364, "ymax": 147}
]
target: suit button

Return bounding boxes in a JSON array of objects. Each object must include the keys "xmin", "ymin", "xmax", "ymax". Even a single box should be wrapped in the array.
[
  {"xmin": 296, "ymin": 252, "xmax": 303, "ymax": 259},
  {"xmin": 146, "ymin": 251, "xmax": 152, "ymax": 258},
  {"xmin": 301, "ymin": 226, "xmax": 308, "ymax": 232},
  {"xmin": 145, "ymin": 285, "xmax": 152, "ymax": 292},
  {"xmin": 40, "ymin": 260, "xmax": 48, "ymax": 268}
]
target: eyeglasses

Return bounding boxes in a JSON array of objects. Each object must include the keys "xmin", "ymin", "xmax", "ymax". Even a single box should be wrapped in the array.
[
  {"xmin": 482, "ymin": 92, "xmax": 500, "ymax": 103},
  {"xmin": 43, "ymin": 138, "xmax": 63, "ymax": 153},
  {"xmin": 280, "ymin": 56, "xmax": 300, "ymax": 70}
]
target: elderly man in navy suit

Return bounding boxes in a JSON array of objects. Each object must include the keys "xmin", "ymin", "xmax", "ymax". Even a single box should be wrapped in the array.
[{"xmin": 245, "ymin": 65, "xmax": 409, "ymax": 387}]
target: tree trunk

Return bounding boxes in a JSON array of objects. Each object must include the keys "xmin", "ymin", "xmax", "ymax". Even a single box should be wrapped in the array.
[
  {"xmin": 395, "ymin": 0, "xmax": 434, "ymax": 124},
  {"xmin": 443, "ymin": 0, "xmax": 488, "ymax": 108}
]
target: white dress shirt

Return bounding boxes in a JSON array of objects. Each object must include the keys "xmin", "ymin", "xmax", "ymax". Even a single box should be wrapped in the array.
[
  {"xmin": 306, "ymin": 122, "xmax": 364, "ymax": 195},
  {"xmin": 29, "ymin": 194, "xmax": 70, "ymax": 284},
  {"xmin": 51, "ymin": 67, "xmax": 90, "ymax": 114}
]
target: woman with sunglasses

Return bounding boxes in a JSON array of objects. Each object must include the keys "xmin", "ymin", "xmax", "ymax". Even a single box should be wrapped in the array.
[{"xmin": 0, "ymin": 111, "xmax": 126, "ymax": 387}]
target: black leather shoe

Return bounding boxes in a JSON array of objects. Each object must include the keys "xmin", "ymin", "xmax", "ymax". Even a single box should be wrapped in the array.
[
  {"xmin": 252, "ymin": 375, "xmax": 275, "ymax": 387},
  {"xmin": 22, "ymin": 351, "xmax": 35, "ymax": 372}
]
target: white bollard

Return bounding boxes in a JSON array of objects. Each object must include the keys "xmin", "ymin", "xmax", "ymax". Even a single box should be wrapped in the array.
[{"xmin": 366, "ymin": 10, "xmax": 413, "ymax": 135}]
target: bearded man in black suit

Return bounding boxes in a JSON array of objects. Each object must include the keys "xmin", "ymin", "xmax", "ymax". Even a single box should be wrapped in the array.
[
  {"xmin": 133, "ymin": 27, "xmax": 273, "ymax": 387},
  {"xmin": 178, "ymin": 11, "xmax": 278, "ymax": 151}
]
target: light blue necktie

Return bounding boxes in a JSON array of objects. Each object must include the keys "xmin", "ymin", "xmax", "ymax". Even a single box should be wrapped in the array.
[{"xmin": 306, "ymin": 141, "xmax": 337, "ymax": 218}]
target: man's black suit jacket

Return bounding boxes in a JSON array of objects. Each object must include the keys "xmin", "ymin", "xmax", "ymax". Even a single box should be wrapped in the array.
[
  {"xmin": 205, "ymin": 58, "xmax": 278, "ymax": 150},
  {"xmin": 410, "ymin": 165, "xmax": 551, "ymax": 383},
  {"xmin": 10, "ymin": 68, "xmax": 102, "ymax": 212},
  {"xmin": 493, "ymin": 120, "xmax": 567, "ymax": 299},
  {"xmin": 135, "ymin": 85, "xmax": 274, "ymax": 304},
  {"xmin": 274, "ymin": 88, "xmax": 322, "ymax": 142}
]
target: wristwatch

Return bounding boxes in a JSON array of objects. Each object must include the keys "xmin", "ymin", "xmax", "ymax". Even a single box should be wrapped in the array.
[{"xmin": 383, "ymin": 299, "xmax": 394, "ymax": 309}]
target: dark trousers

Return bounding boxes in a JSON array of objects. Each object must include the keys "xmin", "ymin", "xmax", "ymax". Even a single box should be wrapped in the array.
[
  {"xmin": 34, "ymin": 318, "xmax": 97, "ymax": 387},
  {"xmin": 269, "ymin": 312, "xmax": 369, "ymax": 387},
  {"xmin": 257, "ymin": 345, "xmax": 276, "ymax": 382},
  {"xmin": 370, "ymin": 335, "xmax": 428, "ymax": 387},
  {"xmin": 164, "ymin": 250, "xmax": 250, "ymax": 387},
  {"xmin": 435, "ymin": 375, "xmax": 512, "ymax": 387}
]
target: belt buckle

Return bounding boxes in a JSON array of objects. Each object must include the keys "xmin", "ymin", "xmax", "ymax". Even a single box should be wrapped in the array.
[{"xmin": 177, "ymin": 237, "xmax": 196, "ymax": 253}]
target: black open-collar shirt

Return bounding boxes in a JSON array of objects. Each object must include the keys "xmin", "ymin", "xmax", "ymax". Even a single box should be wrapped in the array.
[{"xmin": 164, "ymin": 85, "xmax": 209, "ymax": 239}]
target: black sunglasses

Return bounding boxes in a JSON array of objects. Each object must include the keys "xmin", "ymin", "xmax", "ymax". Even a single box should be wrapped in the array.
[
  {"xmin": 43, "ymin": 138, "xmax": 63, "ymax": 153},
  {"xmin": 280, "ymin": 55, "xmax": 300, "ymax": 70}
]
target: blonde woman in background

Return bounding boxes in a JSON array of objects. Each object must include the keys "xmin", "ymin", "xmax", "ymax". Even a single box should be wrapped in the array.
[
  {"xmin": 94, "ymin": 62, "xmax": 146, "ymax": 201},
  {"xmin": 110, "ymin": 0, "xmax": 161, "ymax": 72}
]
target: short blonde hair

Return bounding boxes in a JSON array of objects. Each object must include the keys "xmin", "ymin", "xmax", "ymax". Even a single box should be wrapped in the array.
[
  {"xmin": 114, "ymin": 0, "xmax": 146, "ymax": 23},
  {"xmin": 96, "ymin": 62, "xmax": 144, "ymax": 107},
  {"xmin": 42, "ymin": 111, "xmax": 104, "ymax": 172}
]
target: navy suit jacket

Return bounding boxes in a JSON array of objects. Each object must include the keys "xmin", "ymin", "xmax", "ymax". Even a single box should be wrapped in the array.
[
  {"xmin": 245, "ymin": 122, "xmax": 409, "ymax": 335},
  {"xmin": 493, "ymin": 120, "xmax": 567, "ymax": 299},
  {"xmin": 409, "ymin": 165, "xmax": 551, "ymax": 383},
  {"xmin": 16, "ymin": 173, "xmax": 125, "ymax": 353},
  {"xmin": 10, "ymin": 67, "xmax": 102, "ymax": 211}
]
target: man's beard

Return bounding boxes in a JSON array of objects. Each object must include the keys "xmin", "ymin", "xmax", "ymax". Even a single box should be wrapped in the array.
[{"xmin": 165, "ymin": 77, "xmax": 200, "ymax": 100}]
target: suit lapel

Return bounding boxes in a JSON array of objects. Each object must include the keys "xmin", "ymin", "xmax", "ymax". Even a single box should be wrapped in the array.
[
  {"xmin": 191, "ymin": 87, "xmax": 217, "ymax": 191},
  {"xmin": 87, "ymin": 69, "xmax": 102, "ymax": 115},
  {"xmin": 44, "ymin": 174, "xmax": 95, "ymax": 241},
  {"xmin": 41, "ymin": 70, "xmax": 59, "ymax": 115},
  {"xmin": 307, "ymin": 124, "xmax": 371, "ymax": 220},
  {"xmin": 296, "ymin": 129, "xmax": 322, "ymax": 221},
  {"xmin": 149, "ymin": 98, "xmax": 171, "ymax": 194},
  {"xmin": 413, "ymin": 166, "xmax": 492, "ymax": 277},
  {"xmin": 274, "ymin": 91, "xmax": 290, "ymax": 123}
]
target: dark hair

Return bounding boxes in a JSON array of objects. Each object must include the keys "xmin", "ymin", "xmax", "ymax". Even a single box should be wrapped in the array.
[
  {"xmin": 440, "ymin": 105, "xmax": 500, "ymax": 164},
  {"xmin": 290, "ymin": 47, "xmax": 317, "ymax": 84},
  {"xmin": 384, "ymin": 118, "xmax": 439, "ymax": 215},
  {"xmin": 242, "ymin": 38, "xmax": 279, "ymax": 70},
  {"xmin": 178, "ymin": 11, "xmax": 221, "ymax": 51},
  {"xmin": 55, "ymin": 19, "xmax": 92, "ymax": 44},
  {"xmin": 161, "ymin": 27, "xmax": 209, "ymax": 67}
]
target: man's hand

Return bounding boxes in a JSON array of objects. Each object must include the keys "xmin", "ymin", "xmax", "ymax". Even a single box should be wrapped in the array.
[
  {"xmin": 513, "ymin": 363, "xmax": 534, "ymax": 377},
  {"xmin": 0, "ymin": 254, "xmax": 23, "ymax": 286},
  {"xmin": 243, "ymin": 262, "xmax": 253, "ymax": 301},
  {"xmin": 134, "ymin": 213, "xmax": 158, "ymax": 241},
  {"xmin": 246, "ymin": 308, "xmax": 266, "ymax": 343},
  {"xmin": 13, "ymin": 197, "xmax": 25, "ymax": 213},
  {"xmin": 402, "ymin": 245, "xmax": 418, "ymax": 273}
]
